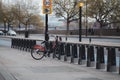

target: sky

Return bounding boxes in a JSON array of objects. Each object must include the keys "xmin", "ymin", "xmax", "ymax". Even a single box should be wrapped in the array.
[
  {"xmin": 1, "ymin": 0, "xmax": 78, "ymax": 29},
  {"xmin": 32, "ymin": 0, "xmax": 64, "ymax": 27}
]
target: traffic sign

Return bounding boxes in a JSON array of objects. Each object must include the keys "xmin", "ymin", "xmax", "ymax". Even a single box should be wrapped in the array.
[
  {"xmin": 43, "ymin": 0, "xmax": 52, "ymax": 7},
  {"xmin": 42, "ymin": 6, "xmax": 52, "ymax": 14},
  {"xmin": 42, "ymin": 0, "xmax": 52, "ymax": 14}
]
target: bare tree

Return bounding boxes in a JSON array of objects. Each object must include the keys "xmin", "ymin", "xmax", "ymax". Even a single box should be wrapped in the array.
[
  {"xmin": 87, "ymin": 0, "xmax": 120, "ymax": 27},
  {"xmin": 14, "ymin": 0, "xmax": 40, "ymax": 30},
  {"xmin": 85, "ymin": 0, "xmax": 120, "ymax": 35},
  {"xmin": 53, "ymin": 0, "xmax": 79, "ymax": 40}
]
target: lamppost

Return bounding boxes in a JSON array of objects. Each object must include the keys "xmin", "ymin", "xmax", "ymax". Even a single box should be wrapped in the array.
[
  {"xmin": 85, "ymin": 0, "xmax": 88, "ymax": 37},
  {"xmin": 78, "ymin": 2, "xmax": 84, "ymax": 42}
]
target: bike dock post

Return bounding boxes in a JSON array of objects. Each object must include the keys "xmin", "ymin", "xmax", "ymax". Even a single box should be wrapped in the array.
[
  {"xmin": 86, "ymin": 45, "xmax": 95, "ymax": 67},
  {"xmin": 96, "ymin": 46, "xmax": 105, "ymax": 69},
  {"xmin": 71, "ymin": 44, "xmax": 78, "ymax": 64},
  {"xmin": 107, "ymin": 47, "xmax": 116, "ymax": 72}
]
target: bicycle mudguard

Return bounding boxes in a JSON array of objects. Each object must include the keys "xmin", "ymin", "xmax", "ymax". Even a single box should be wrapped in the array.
[{"xmin": 33, "ymin": 45, "xmax": 45, "ymax": 51}]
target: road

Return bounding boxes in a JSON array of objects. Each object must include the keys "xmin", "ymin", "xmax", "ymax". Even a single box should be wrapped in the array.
[{"xmin": 29, "ymin": 34, "xmax": 120, "ymax": 43}]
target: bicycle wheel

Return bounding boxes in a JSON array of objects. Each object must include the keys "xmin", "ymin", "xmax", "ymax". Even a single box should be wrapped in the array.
[
  {"xmin": 54, "ymin": 46, "xmax": 60, "ymax": 59},
  {"xmin": 31, "ymin": 48, "xmax": 45, "ymax": 60}
]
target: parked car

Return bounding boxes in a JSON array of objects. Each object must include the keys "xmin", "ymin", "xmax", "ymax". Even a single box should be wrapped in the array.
[
  {"xmin": 7, "ymin": 30, "xmax": 16, "ymax": 36},
  {"xmin": 0, "ymin": 31, "xmax": 4, "ymax": 35}
]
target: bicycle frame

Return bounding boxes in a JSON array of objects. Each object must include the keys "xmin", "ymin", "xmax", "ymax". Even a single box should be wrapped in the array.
[
  {"xmin": 33, "ymin": 41, "xmax": 53, "ymax": 53},
  {"xmin": 33, "ymin": 45, "xmax": 45, "ymax": 52}
]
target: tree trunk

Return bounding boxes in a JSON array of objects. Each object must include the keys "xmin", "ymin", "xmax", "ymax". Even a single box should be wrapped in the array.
[
  {"xmin": 99, "ymin": 22, "xmax": 103, "ymax": 36},
  {"xmin": 65, "ymin": 19, "xmax": 70, "ymax": 41}
]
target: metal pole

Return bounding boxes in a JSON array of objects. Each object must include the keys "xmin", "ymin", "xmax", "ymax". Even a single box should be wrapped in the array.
[
  {"xmin": 45, "ymin": 14, "xmax": 49, "ymax": 41},
  {"xmin": 79, "ymin": 6, "xmax": 82, "ymax": 42},
  {"xmin": 85, "ymin": 0, "xmax": 88, "ymax": 37}
]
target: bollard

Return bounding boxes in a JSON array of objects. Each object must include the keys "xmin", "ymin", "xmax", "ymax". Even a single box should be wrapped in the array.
[
  {"xmin": 66, "ymin": 44, "xmax": 71, "ymax": 57},
  {"xmin": 14, "ymin": 38, "xmax": 17, "ymax": 48},
  {"xmin": 18, "ymin": 39, "xmax": 21, "ymax": 50},
  {"xmin": 70, "ymin": 44, "xmax": 78, "ymax": 63},
  {"xmin": 16, "ymin": 39, "xmax": 19, "ymax": 49},
  {"xmin": 100, "ymin": 47, "xmax": 104, "ymax": 64},
  {"xmin": 63, "ymin": 43, "xmax": 71, "ymax": 61},
  {"xmin": 56, "ymin": 42, "xmax": 61, "ymax": 60},
  {"xmin": 78, "ymin": 45, "xmax": 82, "ymax": 65},
  {"xmin": 57, "ymin": 42, "xmax": 64, "ymax": 60},
  {"xmin": 71, "ymin": 44, "xmax": 74, "ymax": 63},
  {"xmin": 17, "ymin": 39, "xmax": 20, "ymax": 49},
  {"xmin": 24, "ymin": 39, "xmax": 28, "ymax": 51},
  {"xmin": 96, "ymin": 47, "xmax": 104, "ymax": 69},
  {"xmin": 11, "ymin": 38, "xmax": 13, "ymax": 48},
  {"xmin": 28, "ymin": 40, "xmax": 32, "ymax": 51},
  {"xmin": 86, "ymin": 45, "xmax": 94, "ymax": 67},
  {"xmin": 25, "ymin": 39, "xmax": 28, "ymax": 51},
  {"xmin": 29, "ymin": 40, "xmax": 34, "ymax": 51},
  {"xmin": 12, "ymin": 38, "xmax": 15, "ymax": 48},
  {"xmin": 48, "ymin": 41, "xmax": 53, "ymax": 57},
  {"xmin": 81, "ymin": 45, "xmax": 86, "ymax": 60},
  {"xmin": 23, "ymin": 39, "xmax": 26, "ymax": 51},
  {"xmin": 64, "ymin": 43, "xmax": 67, "ymax": 61},
  {"xmin": 90, "ymin": 46, "xmax": 94, "ymax": 62},
  {"xmin": 57, "ymin": 42, "xmax": 63, "ymax": 60},
  {"xmin": 78, "ymin": 45, "xmax": 86, "ymax": 65},
  {"xmin": 13, "ymin": 38, "xmax": 15, "ymax": 48},
  {"xmin": 20, "ymin": 39, "xmax": 24, "ymax": 50},
  {"xmin": 96, "ymin": 47, "xmax": 100, "ymax": 69},
  {"xmin": 61, "ymin": 43, "xmax": 65, "ymax": 55},
  {"xmin": 74, "ymin": 44, "xmax": 78, "ymax": 58},
  {"xmin": 86, "ymin": 45, "xmax": 91, "ymax": 67},
  {"xmin": 107, "ymin": 48, "xmax": 116, "ymax": 72}
]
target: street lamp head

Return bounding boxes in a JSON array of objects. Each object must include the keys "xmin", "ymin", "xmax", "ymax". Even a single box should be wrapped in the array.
[{"xmin": 78, "ymin": 2, "xmax": 84, "ymax": 7}]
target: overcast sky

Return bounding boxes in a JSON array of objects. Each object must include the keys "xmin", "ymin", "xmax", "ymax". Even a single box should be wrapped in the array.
[{"xmin": 2, "ymin": 0, "xmax": 65, "ymax": 27}]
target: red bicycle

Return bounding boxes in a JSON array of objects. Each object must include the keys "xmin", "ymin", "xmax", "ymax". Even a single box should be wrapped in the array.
[{"xmin": 31, "ymin": 41, "xmax": 60, "ymax": 60}]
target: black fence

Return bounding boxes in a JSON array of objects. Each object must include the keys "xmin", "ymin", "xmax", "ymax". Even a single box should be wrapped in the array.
[{"xmin": 11, "ymin": 38, "xmax": 120, "ymax": 74}]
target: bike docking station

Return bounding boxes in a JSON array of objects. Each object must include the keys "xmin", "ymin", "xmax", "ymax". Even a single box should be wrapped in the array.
[
  {"xmin": 10, "ymin": 36, "xmax": 120, "ymax": 75},
  {"xmin": 10, "ymin": 0, "xmax": 120, "ymax": 75}
]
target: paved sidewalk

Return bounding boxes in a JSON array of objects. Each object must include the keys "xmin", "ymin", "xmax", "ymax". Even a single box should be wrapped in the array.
[{"xmin": 0, "ymin": 46, "xmax": 120, "ymax": 80}]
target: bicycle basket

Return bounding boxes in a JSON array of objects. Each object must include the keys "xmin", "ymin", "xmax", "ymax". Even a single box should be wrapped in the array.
[{"xmin": 33, "ymin": 45, "xmax": 45, "ymax": 51}]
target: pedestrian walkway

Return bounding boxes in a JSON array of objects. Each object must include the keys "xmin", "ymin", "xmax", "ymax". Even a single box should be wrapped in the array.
[{"xmin": 0, "ymin": 46, "xmax": 120, "ymax": 80}]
